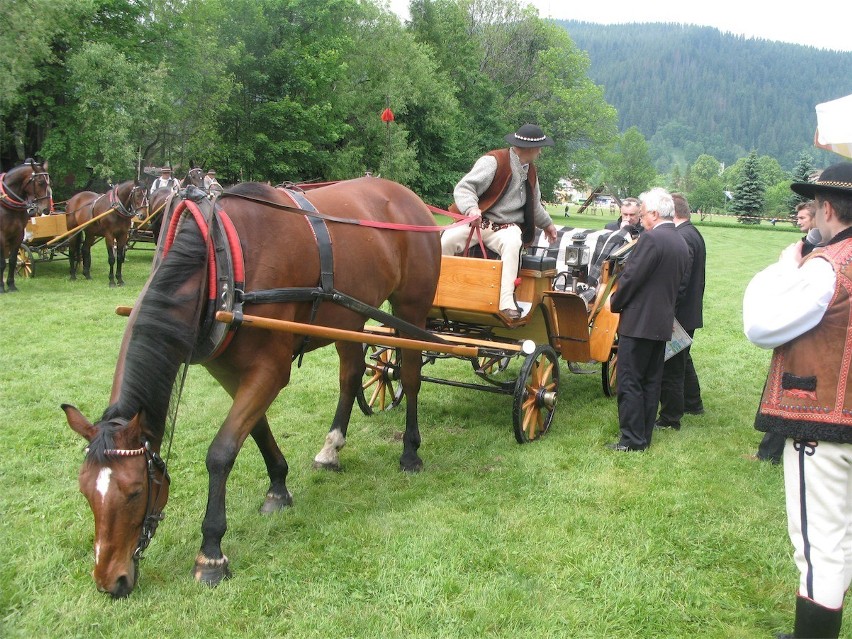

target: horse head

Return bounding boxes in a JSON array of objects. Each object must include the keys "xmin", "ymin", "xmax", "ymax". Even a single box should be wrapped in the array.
[
  {"xmin": 2, "ymin": 158, "xmax": 52, "ymax": 215},
  {"xmin": 184, "ymin": 167, "xmax": 204, "ymax": 188},
  {"xmin": 63, "ymin": 404, "xmax": 170, "ymax": 598},
  {"xmin": 130, "ymin": 180, "xmax": 149, "ymax": 217}
]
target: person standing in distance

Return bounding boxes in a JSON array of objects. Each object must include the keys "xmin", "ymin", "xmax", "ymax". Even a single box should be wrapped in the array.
[
  {"xmin": 150, "ymin": 166, "xmax": 179, "ymax": 195},
  {"xmin": 744, "ymin": 162, "xmax": 852, "ymax": 639},
  {"xmin": 607, "ymin": 187, "xmax": 689, "ymax": 452},
  {"xmin": 655, "ymin": 192, "xmax": 706, "ymax": 430},
  {"xmin": 441, "ymin": 124, "xmax": 558, "ymax": 321}
]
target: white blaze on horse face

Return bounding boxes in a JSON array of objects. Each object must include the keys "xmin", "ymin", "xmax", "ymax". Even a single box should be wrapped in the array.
[{"xmin": 96, "ymin": 467, "xmax": 113, "ymax": 503}]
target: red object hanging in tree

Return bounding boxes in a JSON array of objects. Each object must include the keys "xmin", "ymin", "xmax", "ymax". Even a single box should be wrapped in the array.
[{"xmin": 381, "ymin": 108, "xmax": 395, "ymax": 123}]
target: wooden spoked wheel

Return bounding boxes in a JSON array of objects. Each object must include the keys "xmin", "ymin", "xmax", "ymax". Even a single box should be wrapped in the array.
[
  {"xmin": 513, "ymin": 345, "xmax": 559, "ymax": 443},
  {"xmin": 602, "ymin": 343, "xmax": 618, "ymax": 397},
  {"xmin": 16, "ymin": 245, "xmax": 34, "ymax": 278},
  {"xmin": 356, "ymin": 345, "xmax": 403, "ymax": 415}
]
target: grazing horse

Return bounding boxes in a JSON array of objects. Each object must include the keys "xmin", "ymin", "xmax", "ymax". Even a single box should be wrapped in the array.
[
  {"xmin": 63, "ymin": 177, "xmax": 441, "ymax": 597},
  {"xmin": 65, "ymin": 180, "xmax": 147, "ymax": 286},
  {"xmin": 0, "ymin": 159, "xmax": 52, "ymax": 292}
]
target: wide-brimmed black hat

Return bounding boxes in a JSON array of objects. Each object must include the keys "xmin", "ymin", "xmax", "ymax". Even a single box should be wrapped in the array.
[
  {"xmin": 791, "ymin": 162, "xmax": 852, "ymax": 198},
  {"xmin": 505, "ymin": 124, "xmax": 554, "ymax": 148}
]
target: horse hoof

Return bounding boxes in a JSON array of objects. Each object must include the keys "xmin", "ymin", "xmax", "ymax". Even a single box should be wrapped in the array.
[
  {"xmin": 192, "ymin": 553, "xmax": 231, "ymax": 586},
  {"xmin": 117, "ymin": 281, "xmax": 125, "ymax": 287},
  {"xmin": 109, "ymin": 282, "xmax": 116, "ymax": 288},
  {"xmin": 400, "ymin": 457, "xmax": 424, "ymax": 473},
  {"xmin": 311, "ymin": 459, "xmax": 341, "ymax": 471},
  {"xmin": 84, "ymin": 275, "xmax": 92, "ymax": 281},
  {"xmin": 260, "ymin": 490, "xmax": 293, "ymax": 514}
]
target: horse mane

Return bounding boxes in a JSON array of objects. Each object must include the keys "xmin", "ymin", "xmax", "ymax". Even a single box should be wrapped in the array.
[{"xmin": 98, "ymin": 217, "xmax": 209, "ymax": 444}]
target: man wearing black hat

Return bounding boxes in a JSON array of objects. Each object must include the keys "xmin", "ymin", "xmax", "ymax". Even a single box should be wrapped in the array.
[
  {"xmin": 744, "ymin": 162, "xmax": 852, "ymax": 639},
  {"xmin": 441, "ymin": 124, "xmax": 559, "ymax": 320}
]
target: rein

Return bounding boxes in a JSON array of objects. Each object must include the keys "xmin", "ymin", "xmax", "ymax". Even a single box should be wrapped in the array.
[{"xmin": 219, "ymin": 190, "xmax": 474, "ymax": 234}]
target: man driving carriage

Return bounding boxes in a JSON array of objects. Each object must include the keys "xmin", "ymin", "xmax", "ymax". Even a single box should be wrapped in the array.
[
  {"xmin": 149, "ymin": 166, "xmax": 179, "ymax": 195},
  {"xmin": 440, "ymin": 124, "xmax": 559, "ymax": 320}
]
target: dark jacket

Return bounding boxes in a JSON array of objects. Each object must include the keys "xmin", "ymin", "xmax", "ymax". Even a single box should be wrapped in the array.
[
  {"xmin": 674, "ymin": 221, "xmax": 706, "ymax": 331},
  {"xmin": 611, "ymin": 222, "xmax": 689, "ymax": 341}
]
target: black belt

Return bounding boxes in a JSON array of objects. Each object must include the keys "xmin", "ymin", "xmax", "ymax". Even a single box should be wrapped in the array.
[{"xmin": 481, "ymin": 218, "xmax": 516, "ymax": 232}]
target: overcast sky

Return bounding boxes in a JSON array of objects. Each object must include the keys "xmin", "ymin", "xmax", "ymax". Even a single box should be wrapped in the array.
[{"xmin": 388, "ymin": 0, "xmax": 852, "ymax": 52}]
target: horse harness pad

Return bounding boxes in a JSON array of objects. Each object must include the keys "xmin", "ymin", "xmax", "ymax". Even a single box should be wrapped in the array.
[{"xmin": 162, "ymin": 187, "xmax": 245, "ymax": 363}]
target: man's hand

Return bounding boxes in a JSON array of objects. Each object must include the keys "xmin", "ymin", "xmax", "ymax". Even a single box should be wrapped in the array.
[
  {"xmin": 466, "ymin": 206, "xmax": 482, "ymax": 227},
  {"xmin": 544, "ymin": 223, "xmax": 558, "ymax": 243},
  {"xmin": 780, "ymin": 240, "xmax": 805, "ymax": 266}
]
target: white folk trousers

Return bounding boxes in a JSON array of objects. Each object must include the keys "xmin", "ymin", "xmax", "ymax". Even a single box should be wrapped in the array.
[
  {"xmin": 784, "ymin": 438, "xmax": 852, "ymax": 609},
  {"xmin": 440, "ymin": 223, "xmax": 522, "ymax": 310}
]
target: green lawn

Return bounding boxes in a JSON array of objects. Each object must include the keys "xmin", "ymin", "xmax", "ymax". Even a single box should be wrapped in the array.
[{"xmin": 0, "ymin": 218, "xmax": 831, "ymax": 638}]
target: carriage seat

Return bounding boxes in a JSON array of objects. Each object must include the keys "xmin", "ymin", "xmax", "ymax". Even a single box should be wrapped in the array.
[{"xmin": 461, "ymin": 244, "xmax": 556, "ymax": 273}]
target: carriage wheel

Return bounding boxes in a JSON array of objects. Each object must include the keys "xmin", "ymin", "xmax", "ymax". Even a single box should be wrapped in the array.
[
  {"xmin": 513, "ymin": 345, "xmax": 559, "ymax": 444},
  {"xmin": 16, "ymin": 245, "xmax": 34, "ymax": 278},
  {"xmin": 356, "ymin": 345, "xmax": 403, "ymax": 415},
  {"xmin": 602, "ymin": 344, "xmax": 618, "ymax": 397},
  {"xmin": 470, "ymin": 352, "xmax": 516, "ymax": 389}
]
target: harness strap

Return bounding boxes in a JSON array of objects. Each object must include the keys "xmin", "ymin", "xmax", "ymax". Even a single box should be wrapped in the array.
[
  {"xmin": 280, "ymin": 189, "xmax": 335, "ymax": 294},
  {"xmin": 0, "ymin": 172, "xmax": 28, "ymax": 210}
]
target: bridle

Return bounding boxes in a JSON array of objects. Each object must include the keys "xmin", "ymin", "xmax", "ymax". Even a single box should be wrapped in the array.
[
  {"xmin": 91, "ymin": 440, "xmax": 171, "ymax": 562},
  {"xmin": 0, "ymin": 166, "xmax": 52, "ymax": 215},
  {"xmin": 109, "ymin": 183, "xmax": 148, "ymax": 219}
]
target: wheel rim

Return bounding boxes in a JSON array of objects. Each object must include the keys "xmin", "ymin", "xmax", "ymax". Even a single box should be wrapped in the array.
[
  {"xmin": 513, "ymin": 345, "xmax": 559, "ymax": 443},
  {"xmin": 602, "ymin": 347, "xmax": 618, "ymax": 397},
  {"xmin": 356, "ymin": 345, "xmax": 403, "ymax": 415},
  {"xmin": 16, "ymin": 246, "xmax": 33, "ymax": 278}
]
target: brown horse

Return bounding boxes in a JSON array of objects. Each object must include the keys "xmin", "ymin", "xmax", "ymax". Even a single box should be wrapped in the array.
[
  {"xmin": 63, "ymin": 177, "xmax": 441, "ymax": 597},
  {"xmin": 65, "ymin": 180, "xmax": 147, "ymax": 286},
  {"xmin": 0, "ymin": 159, "xmax": 52, "ymax": 292}
]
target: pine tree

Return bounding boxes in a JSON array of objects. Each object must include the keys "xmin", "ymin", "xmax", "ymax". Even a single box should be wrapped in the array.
[
  {"xmin": 786, "ymin": 152, "xmax": 815, "ymax": 216},
  {"xmin": 730, "ymin": 150, "xmax": 765, "ymax": 223}
]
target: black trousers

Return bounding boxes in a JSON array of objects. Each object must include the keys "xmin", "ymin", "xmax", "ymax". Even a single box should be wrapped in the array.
[
  {"xmin": 659, "ymin": 329, "xmax": 703, "ymax": 425},
  {"xmin": 616, "ymin": 336, "xmax": 666, "ymax": 449},
  {"xmin": 757, "ymin": 431, "xmax": 785, "ymax": 463}
]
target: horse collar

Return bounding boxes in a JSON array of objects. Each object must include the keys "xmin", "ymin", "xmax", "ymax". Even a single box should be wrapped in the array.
[{"xmin": 0, "ymin": 172, "xmax": 29, "ymax": 211}]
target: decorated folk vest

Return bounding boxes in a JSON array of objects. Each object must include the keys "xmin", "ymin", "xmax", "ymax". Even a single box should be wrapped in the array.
[
  {"xmin": 449, "ymin": 148, "xmax": 537, "ymax": 244},
  {"xmin": 755, "ymin": 237, "xmax": 852, "ymax": 443}
]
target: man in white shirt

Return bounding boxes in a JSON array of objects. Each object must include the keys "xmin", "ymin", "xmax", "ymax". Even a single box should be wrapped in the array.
[
  {"xmin": 743, "ymin": 161, "xmax": 852, "ymax": 639},
  {"xmin": 149, "ymin": 167, "xmax": 179, "ymax": 195}
]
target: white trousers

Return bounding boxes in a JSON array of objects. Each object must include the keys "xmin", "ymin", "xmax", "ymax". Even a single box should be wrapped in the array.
[
  {"xmin": 784, "ymin": 438, "xmax": 852, "ymax": 609},
  {"xmin": 440, "ymin": 223, "xmax": 523, "ymax": 309}
]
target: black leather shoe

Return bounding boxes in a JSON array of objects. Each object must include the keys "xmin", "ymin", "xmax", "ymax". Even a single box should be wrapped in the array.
[
  {"xmin": 605, "ymin": 442, "xmax": 645, "ymax": 452},
  {"xmin": 654, "ymin": 420, "xmax": 681, "ymax": 431},
  {"xmin": 684, "ymin": 407, "xmax": 705, "ymax": 415},
  {"xmin": 500, "ymin": 308, "xmax": 521, "ymax": 320}
]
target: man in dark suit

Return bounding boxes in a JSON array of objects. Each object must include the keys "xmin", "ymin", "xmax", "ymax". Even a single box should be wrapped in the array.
[
  {"xmin": 656, "ymin": 193, "xmax": 706, "ymax": 430},
  {"xmin": 608, "ymin": 188, "xmax": 689, "ymax": 451}
]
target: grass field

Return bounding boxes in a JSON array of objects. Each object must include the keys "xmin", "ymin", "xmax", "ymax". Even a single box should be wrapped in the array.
[{"xmin": 0, "ymin": 211, "xmax": 836, "ymax": 638}]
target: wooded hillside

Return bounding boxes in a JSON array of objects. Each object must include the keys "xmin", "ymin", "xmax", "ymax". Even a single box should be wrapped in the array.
[{"xmin": 559, "ymin": 21, "xmax": 852, "ymax": 171}]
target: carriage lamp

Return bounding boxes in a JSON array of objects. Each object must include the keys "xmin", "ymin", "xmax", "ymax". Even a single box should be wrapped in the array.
[{"xmin": 564, "ymin": 237, "xmax": 591, "ymax": 268}]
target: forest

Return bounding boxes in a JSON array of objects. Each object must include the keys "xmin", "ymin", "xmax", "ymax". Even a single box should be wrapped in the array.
[
  {"xmin": 3, "ymin": 0, "xmax": 852, "ymax": 212},
  {"xmin": 561, "ymin": 21, "xmax": 852, "ymax": 172}
]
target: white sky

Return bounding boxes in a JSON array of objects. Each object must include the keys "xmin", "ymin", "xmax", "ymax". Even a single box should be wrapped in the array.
[{"xmin": 388, "ymin": 0, "xmax": 852, "ymax": 52}]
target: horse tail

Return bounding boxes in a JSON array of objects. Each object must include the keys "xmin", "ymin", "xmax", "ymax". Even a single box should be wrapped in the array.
[{"xmin": 103, "ymin": 215, "xmax": 209, "ymax": 432}]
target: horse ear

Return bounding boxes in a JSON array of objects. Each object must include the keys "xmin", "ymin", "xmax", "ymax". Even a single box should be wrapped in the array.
[{"xmin": 62, "ymin": 404, "xmax": 97, "ymax": 442}]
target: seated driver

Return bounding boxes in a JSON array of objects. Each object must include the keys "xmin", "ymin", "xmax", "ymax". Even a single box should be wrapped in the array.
[{"xmin": 441, "ymin": 124, "xmax": 558, "ymax": 320}]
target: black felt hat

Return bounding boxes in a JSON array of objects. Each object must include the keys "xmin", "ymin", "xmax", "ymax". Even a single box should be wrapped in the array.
[
  {"xmin": 791, "ymin": 162, "xmax": 852, "ymax": 198},
  {"xmin": 505, "ymin": 124, "xmax": 554, "ymax": 148}
]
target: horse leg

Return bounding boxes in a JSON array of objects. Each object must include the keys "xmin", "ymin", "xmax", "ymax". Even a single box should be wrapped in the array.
[
  {"xmin": 194, "ymin": 374, "xmax": 288, "ymax": 586},
  {"xmin": 398, "ymin": 347, "xmax": 424, "ymax": 472},
  {"xmin": 4, "ymin": 245, "xmax": 18, "ymax": 292},
  {"xmin": 68, "ymin": 240, "xmax": 78, "ymax": 280},
  {"xmin": 115, "ymin": 244, "xmax": 126, "ymax": 286},
  {"xmin": 106, "ymin": 239, "xmax": 117, "ymax": 287},
  {"xmin": 0, "ymin": 248, "xmax": 7, "ymax": 293},
  {"xmin": 251, "ymin": 416, "xmax": 293, "ymax": 514},
  {"xmin": 312, "ymin": 340, "xmax": 365, "ymax": 470},
  {"xmin": 82, "ymin": 240, "xmax": 93, "ymax": 280}
]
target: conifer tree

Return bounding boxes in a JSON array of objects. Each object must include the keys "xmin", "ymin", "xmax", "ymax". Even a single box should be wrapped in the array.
[
  {"xmin": 787, "ymin": 152, "xmax": 815, "ymax": 215},
  {"xmin": 730, "ymin": 150, "xmax": 765, "ymax": 223}
]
